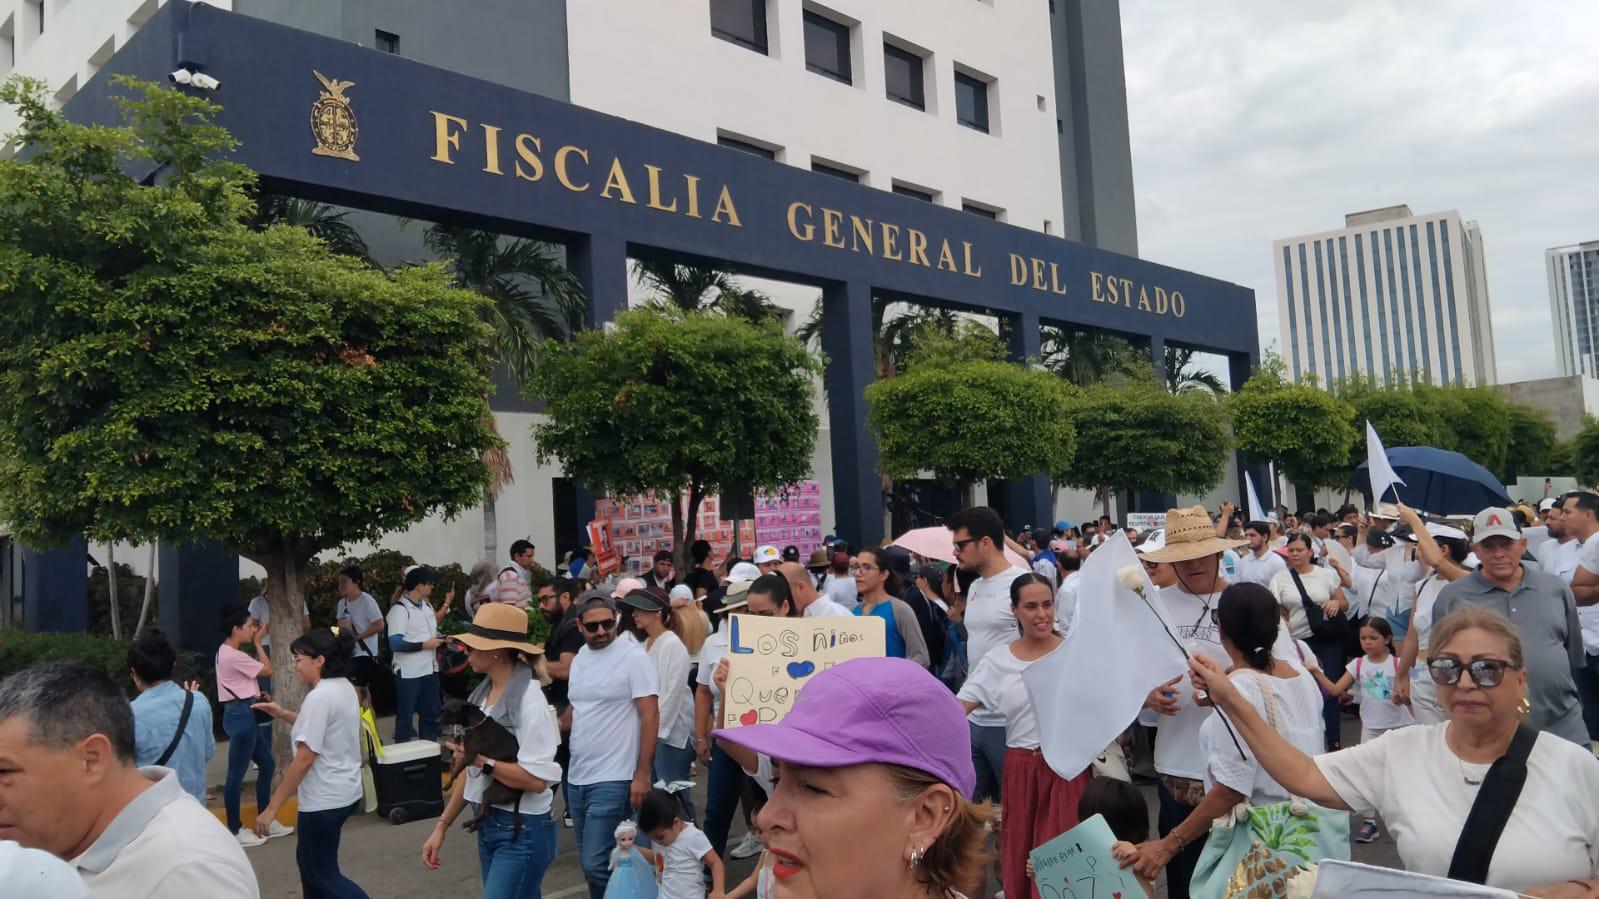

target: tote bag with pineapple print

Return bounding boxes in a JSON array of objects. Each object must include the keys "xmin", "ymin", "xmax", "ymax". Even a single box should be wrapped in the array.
[{"xmin": 1189, "ymin": 671, "xmax": 1349, "ymax": 899}]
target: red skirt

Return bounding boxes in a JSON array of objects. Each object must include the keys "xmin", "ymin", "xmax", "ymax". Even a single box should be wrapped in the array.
[{"xmin": 1001, "ymin": 747, "xmax": 1092, "ymax": 899}]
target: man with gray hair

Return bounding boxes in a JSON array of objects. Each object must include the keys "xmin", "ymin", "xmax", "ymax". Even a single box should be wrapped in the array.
[{"xmin": 0, "ymin": 661, "xmax": 256, "ymax": 897}]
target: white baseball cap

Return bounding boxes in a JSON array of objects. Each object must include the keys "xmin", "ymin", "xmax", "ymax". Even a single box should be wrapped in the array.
[
  {"xmin": 668, "ymin": 584, "xmax": 694, "ymax": 606},
  {"xmin": 1539, "ymin": 498, "xmax": 1558, "ymax": 513},
  {"xmin": 726, "ymin": 561, "xmax": 763, "ymax": 584},
  {"xmin": 753, "ymin": 545, "xmax": 782, "ymax": 565}
]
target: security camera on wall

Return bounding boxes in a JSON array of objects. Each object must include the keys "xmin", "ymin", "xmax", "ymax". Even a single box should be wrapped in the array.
[{"xmin": 168, "ymin": 68, "xmax": 220, "ymax": 91}]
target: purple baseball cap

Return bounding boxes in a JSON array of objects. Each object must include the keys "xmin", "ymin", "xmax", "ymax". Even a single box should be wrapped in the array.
[{"xmin": 714, "ymin": 656, "xmax": 976, "ymax": 798}]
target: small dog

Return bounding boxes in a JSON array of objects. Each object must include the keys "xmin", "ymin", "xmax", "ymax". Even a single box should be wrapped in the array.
[{"xmin": 439, "ymin": 699, "xmax": 523, "ymax": 832}]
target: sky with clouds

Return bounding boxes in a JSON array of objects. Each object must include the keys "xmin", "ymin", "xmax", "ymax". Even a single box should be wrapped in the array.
[{"xmin": 1119, "ymin": 0, "xmax": 1599, "ymax": 385}]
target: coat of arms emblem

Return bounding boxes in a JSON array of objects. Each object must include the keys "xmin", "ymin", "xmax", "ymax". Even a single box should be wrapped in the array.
[{"xmin": 310, "ymin": 70, "xmax": 359, "ymax": 161}]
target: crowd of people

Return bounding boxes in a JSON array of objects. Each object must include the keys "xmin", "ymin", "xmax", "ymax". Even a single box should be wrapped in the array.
[{"xmin": 5, "ymin": 493, "xmax": 1599, "ymax": 898}]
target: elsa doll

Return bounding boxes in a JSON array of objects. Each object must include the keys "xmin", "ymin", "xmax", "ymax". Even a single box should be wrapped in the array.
[{"xmin": 604, "ymin": 820, "xmax": 657, "ymax": 899}]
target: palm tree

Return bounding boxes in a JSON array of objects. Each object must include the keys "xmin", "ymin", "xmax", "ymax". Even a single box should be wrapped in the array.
[
  {"xmin": 794, "ymin": 295, "xmax": 960, "ymax": 381},
  {"xmin": 421, "ymin": 223, "xmax": 586, "ymax": 563},
  {"xmin": 1040, "ymin": 325, "xmax": 1145, "ymax": 387},
  {"xmin": 249, "ymin": 194, "xmax": 375, "ymax": 265},
  {"xmin": 631, "ymin": 259, "xmax": 781, "ymax": 322},
  {"xmin": 1163, "ymin": 345, "xmax": 1227, "ymax": 395}
]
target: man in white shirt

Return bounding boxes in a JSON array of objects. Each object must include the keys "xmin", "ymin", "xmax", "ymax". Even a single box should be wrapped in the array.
[
  {"xmin": 947, "ymin": 506, "xmax": 1027, "ymax": 804},
  {"xmin": 779, "ymin": 561, "xmax": 852, "ymax": 618},
  {"xmin": 333, "ymin": 566, "xmax": 385, "ymax": 693},
  {"xmin": 567, "ymin": 593, "xmax": 659, "ymax": 897},
  {"xmin": 1561, "ymin": 492, "xmax": 1599, "ymax": 742},
  {"xmin": 0, "ymin": 662, "xmax": 257, "ymax": 898},
  {"xmin": 1233, "ymin": 520, "xmax": 1287, "ymax": 587},
  {"xmin": 386, "ymin": 566, "xmax": 448, "ymax": 743}
]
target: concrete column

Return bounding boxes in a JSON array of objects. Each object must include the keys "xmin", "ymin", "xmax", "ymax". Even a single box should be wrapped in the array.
[
  {"xmin": 1138, "ymin": 336, "xmax": 1175, "ymax": 513},
  {"xmin": 1229, "ymin": 352, "xmax": 1273, "ymax": 514},
  {"xmin": 566, "ymin": 232, "xmax": 632, "ymax": 545},
  {"xmin": 158, "ymin": 540, "xmax": 238, "ymax": 657},
  {"xmin": 22, "ymin": 536, "xmax": 88, "ymax": 634},
  {"xmin": 821, "ymin": 281, "xmax": 883, "ymax": 549},
  {"xmin": 999, "ymin": 312, "xmax": 1051, "ymax": 529}
]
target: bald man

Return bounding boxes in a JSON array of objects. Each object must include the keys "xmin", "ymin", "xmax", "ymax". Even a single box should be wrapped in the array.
[{"xmin": 780, "ymin": 561, "xmax": 854, "ymax": 618}]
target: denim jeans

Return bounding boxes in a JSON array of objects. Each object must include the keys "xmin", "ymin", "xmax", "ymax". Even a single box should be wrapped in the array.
[
  {"xmin": 566, "ymin": 780, "xmax": 631, "ymax": 898},
  {"xmin": 1577, "ymin": 653, "xmax": 1599, "ymax": 742},
  {"xmin": 297, "ymin": 800, "xmax": 369, "ymax": 898},
  {"xmin": 652, "ymin": 737, "xmax": 698, "ymax": 824},
  {"xmin": 1157, "ymin": 780, "xmax": 1206, "ymax": 899},
  {"xmin": 968, "ymin": 720, "xmax": 1007, "ymax": 804},
  {"xmin": 475, "ymin": 806, "xmax": 557, "ymax": 899},
  {"xmin": 393, "ymin": 672, "xmax": 441, "ymax": 743},
  {"xmin": 222, "ymin": 700, "xmax": 274, "ymax": 834},
  {"xmin": 702, "ymin": 741, "xmax": 744, "ymax": 860}
]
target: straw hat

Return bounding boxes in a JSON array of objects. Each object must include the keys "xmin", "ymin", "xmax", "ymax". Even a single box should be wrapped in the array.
[
  {"xmin": 454, "ymin": 603, "xmax": 544, "ymax": 656},
  {"xmin": 1137, "ymin": 506, "xmax": 1246, "ymax": 563}
]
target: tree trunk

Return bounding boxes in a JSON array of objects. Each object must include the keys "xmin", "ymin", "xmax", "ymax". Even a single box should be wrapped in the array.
[
  {"xmin": 482, "ymin": 490, "xmax": 498, "ymax": 564},
  {"xmin": 1099, "ymin": 487, "xmax": 1112, "ymax": 520},
  {"xmin": 957, "ymin": 481, "xmax": 975, "ymax": 512},
  {"xmin": 1049, "ymin": 483, "xmax": 1061, "ymax": 524},
  {"xmin": 134, "ymin": 541, "xmax": 157, "ymax": 634},
  {"xmin": 671, "ymin": 487, "xmax": 704, "ymax": 580},
  {"xmin": 258, "ymin": 542, "xmax": 314, "ymax": 783},
  {"xmin": 106, "ymin": 543, "xmax": 122, "ymax": 640}
]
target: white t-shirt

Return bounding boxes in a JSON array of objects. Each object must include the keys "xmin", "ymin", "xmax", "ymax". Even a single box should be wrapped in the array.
[
  {"xmin": 464, "ymin": 680, "xmax": 562, "ymax": 815},
  {"xmin": 1353, "ymin": 546, "xmax": 1420, "ymax": 619},
  {"xmin": 335, "ymin": 592, "xmax": 383, "ymax": 658},
  {"xmin": 802, "ymin": 595, "xmax": 855, "ymax": 618},
  {"xmin": 292, "ymin": 677, "xmax": 364, "ymax": 812},
  {"xmin": 963, "ymin": 566, "xmax": 1027, "ymax": 728},
  {"xmin": 1203, "ymin": 668, "xmax": 1324, "ymax": 804},
  {"xmin": 648, "ymin": 630, "xmax": 695, "ymax": 749},
  {"xmin": 246, "ymin": 595, "xmax": 309, "ymax": 649},
  {"xmin": 1573, "ymin": 533, "xmax": 1599, "ymax": 654},
  {"xmin": 0, "ymin": 841, "xmax": 88, "ymax": 899},
  {"xmin": 1316, "ymin": 723, "xmax": 1599, "ymax": 890},
  {"xmin": 1270, "ymin": 565, "xmax": 1342, "ymax": 640},
  {"xmin": 697, "ymin": 629, "xmax": 729, "ymax": 701},
  {"xmin": 1054, "ymin": 571, "xmax": 1081, "ymax": 636},
  {"xmin": 386, "ymin": 596, "xmax": 439, "ymax": 679},
  {"xmin": 659, "ymin": 823, "xmax": 714, "ymax": 899},
  {"xmin": 1235, "ymin": 549, "xmax": 1287, "ymax": 587},
  {"xmin": 1349, "ymin": 654, "xmax": 1415, "ymax": 731},
  {"xmin": 567, "ymin": 639, "xmax": 659, "ymax": 785},
  {"xmin": 823, "ymin": 575, "xmax": 858, "ymax": 608},
  {"xmin": 957, "ymin": 644, "xmax": 1043, "ymax": 748}
]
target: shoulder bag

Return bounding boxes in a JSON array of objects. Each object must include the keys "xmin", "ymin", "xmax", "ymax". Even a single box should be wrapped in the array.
[
  {"xmin": 1447, "ymin": 723, "xmax": 1538, "ymax": 884},
  {"xmin": 154, "ymin": 689, "xmax": 195, "ymax": 767},
  {"xmin": 1290, "ymin": 568, "xmax": 1353, "ymax": 652}
]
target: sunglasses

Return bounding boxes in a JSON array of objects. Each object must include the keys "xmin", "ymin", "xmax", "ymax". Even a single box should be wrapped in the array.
[
  {"xmin": 582, "ymin": 618, "xmax": 617, "ymax": 634},
  {"xmin": 952, "ymin": 537, "xmax": 979, "ymax": 551},
  {"xmin": 1427, "ymin": 657, "xmax": 1515, "ymax": 688}
]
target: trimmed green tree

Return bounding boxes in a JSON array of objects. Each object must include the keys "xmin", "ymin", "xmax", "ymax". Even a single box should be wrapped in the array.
[
  {"xmin": 1230, "ymin": 357, "xmax": 1357, "ymax": 490},
  {"xmin": 1573, "ymin": 418, "xmax": 1599, "ymax": 488},
  {"xmin": 530, "ymin": 307, "xmax": 821, "ymax": 573},
  {"xmin": 0, "ymin": 78, "xmax": 497, "ymax": 755},
  {"xmin": 1503, "ymin": 404, "xmax": 1557, "ymax": 483},
  {"xmin": 1336, "ymin": 378, "xmax": 1450, "ymax": 467},
  {"xmin": 1057, "ymin": 383, "xmax": 1231, "ymax": 509},
  {"xmin": 866, "ymin": 325, "xmax": 1076, "ymax": 509}
]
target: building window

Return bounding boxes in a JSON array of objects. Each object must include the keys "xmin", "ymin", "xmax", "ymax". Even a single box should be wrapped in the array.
[
  {"xmin": 812, "ymin": 160, "xmax": 860, "ymax": 182},
  {"xmin": 711, "ymin": 0, "xmax": 768, "ymax": 54},
  {"xmin": 717, "ymin": 134, "xmax": 777, "ymax": 160},
  {"xmin": 803, "ymin": 11, "xmax": 851, "ymax": 84},
  {"xmin": 1056, "ymin": 118, "xmax": 1063, "ymax": 134},
  {"xmin": 883, "ymin": 43, "xmax": 925, "ymax": 110},
  {"xmin": 954, "ymin": 71, "xmax": 990, "ymax": 132},
  {"xmin": 893, "ymin": 183, "xmax": 934, "ymax": 202},
  {"xmin": 961, "ymin": 202, "xmax": 998, "ymax": 220},
  {"xmin": 375, "ymin": 29, "xmax": 399, "ymax": 54}
]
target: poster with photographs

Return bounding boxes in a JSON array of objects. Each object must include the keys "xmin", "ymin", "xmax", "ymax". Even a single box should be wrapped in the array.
[
  {"xmin": 752, "ymin": 481, "xmax": 824, "ymax": 563},
  {"xmin": 594, "ymin": 492, "xmax": 756, "ymax": 576}
]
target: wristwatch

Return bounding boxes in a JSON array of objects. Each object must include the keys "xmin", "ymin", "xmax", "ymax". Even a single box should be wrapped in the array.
[{"xmin": 481, "ymin": 760, "xmax": 495, "ymax": 777}]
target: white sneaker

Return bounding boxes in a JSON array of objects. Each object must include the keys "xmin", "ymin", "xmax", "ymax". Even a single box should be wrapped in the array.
[
  {"xmin": 729, "ymin": 832, "xmax": 763, "ymax": 860},
  {"xmin": 264, "ymin": 820, "xmax": 294, "ymax": 840},
  {"xmin": 235, "ymin": 829, "xmax": 266, "ymax": 849}
]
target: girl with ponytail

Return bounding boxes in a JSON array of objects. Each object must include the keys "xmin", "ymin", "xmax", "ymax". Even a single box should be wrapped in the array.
[
  {"xmin": 253, "ymin": 627, "xmax": 371, "ymax": 896},
  {"xmin": 1120, "ymin": 583, "xmax": 1326, "ymax": 883}
]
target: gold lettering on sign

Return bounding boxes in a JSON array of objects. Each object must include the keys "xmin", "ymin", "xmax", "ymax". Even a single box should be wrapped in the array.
[
  {"xmin": 711, "ymin": 186, "xmax": 741, "ymax": 226},
  {"xmin": 554, "ymin": 145, "xmax": 589, "ymax": 192},
  {"xmin": 881, "ymin": 223, "xmax": 903, "ymax": 261},
  {"xmin": 908, "ymin": 229, "xmax": 931, "ymax": 267},
  {"xmin": 1088, "ymin": 271, "xmax": 1185, "ymax": 317},
  {"xmin": 822, "ymin": 208, "xmax": 845, "ymax": 248},
  {"xmin": 644, "ymin": 165, "xmax": 677, "ymax": 212},
  {"xmin": 1031, "ymin": 258, "xmax": 1047, "ymax": 292},
  {"xmin": 1090, "ymin": 271, "xmax": 1105, "ymax": 302},
  {"xmin": 1009, "ymin": 254, "xmax": 1028, "ymax": 286},
  {"xmin": 683, "ymin": 175, "xmax": 703, "ymax": 219},
  {"xmin": 936, "ymin": 240, "xmax": 957, "ymax": 272},
  {"xmin": 430, "ymin": 111, "xmax": 468, "ymax": 163},
  {"xmin": 513, "ymin": 134, "xmax": 543, "ymax": 182},
  {"xmin": 1047, "ymin": 262, "xmax": 1067, "ymax": 295},
  {"xmin": 962, "ymin": 242, "xmax": 982, "ymax": 277},
  {"xmin": 851, "ymin": 217, "xmax": 874, "ymax": 254},
  {"xmin": 787, "ymin": 202, "xmax": 814, "ymax": 240},
  {"xmin": 600, "ymin": 157, "xmax": 637, "ymax": 204},
  {"xmin": 480, "ymin": 124, "xmax": 504, "ymax": 175}
]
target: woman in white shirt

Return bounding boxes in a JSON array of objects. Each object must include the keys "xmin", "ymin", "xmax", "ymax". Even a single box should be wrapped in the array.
[
  {"xmin": 1393, "ymin": 505, "xmax": 1473, "ymax": 725},
  {"xmin": 422, "ymin": 604, "xmax": 563, "ymax": 899},
  {"xmin": 619, "ymin": 585, "xmax": 699, "ymax": 824},
  {"xmin": 253, "ymin": 627, "xmax": 370, "ymax": 898},
  {"xmin": 1270, "ymin": 533, "xmax": 1352, "ymax": 751},
  {"xmin": 1189, "ymin": 604, "xmax": 1599, "ymax": 894},
  {"xmin": 1122, "ymin": 583, "xmax": 1324, "ymax": 883},
  {"xmin": 956, "ymin": 572, "xmax": 1089, "ymax": 899}
]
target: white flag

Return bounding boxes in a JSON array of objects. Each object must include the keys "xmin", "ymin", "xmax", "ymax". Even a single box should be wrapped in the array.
[
  {"xmin": 1365, "ymin": 420, "xmax": 1406, "ymax": 505},
  {"xmin": 1023, "ymin": 533, "xmax": 1189, "ymax": 780},
  {"xmin": 1245, "ymin": 471, "xmax": 1269, "ymax": 524},
  {"xmin": 1311, "ymin": 859, "xmax": 1513, "ymax": 898}
]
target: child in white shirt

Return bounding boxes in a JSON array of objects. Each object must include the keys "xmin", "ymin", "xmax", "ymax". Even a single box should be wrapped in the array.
[
  {"xmin": 1331, "ymin": 616, "xmax": 1414, "ymax": 843},
  {"xmin": 638, "ymin": 787, "xmax": 726, "ymax": 899}
]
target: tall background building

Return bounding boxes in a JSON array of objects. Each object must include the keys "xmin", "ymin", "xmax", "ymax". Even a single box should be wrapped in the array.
[
  {"xmin": 1548, "ymin": 240, "xmax": 1599, "ymax": 378},
  {"xmin": 3, "ymin": 0, "xmax": 1151, "ymax": 574},
  {"xmin": 1273, "ymin": 204, "xmax": 1497, "ymax": 387}
]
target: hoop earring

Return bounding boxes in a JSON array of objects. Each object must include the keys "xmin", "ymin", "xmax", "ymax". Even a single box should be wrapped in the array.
[
  {"xmin": 908, "ymin": 845, "xmax": 924, "ymax": 869},
  {"xmin": 1516, "ymin": 696, "xmax": 1532, "ymax": 718}
]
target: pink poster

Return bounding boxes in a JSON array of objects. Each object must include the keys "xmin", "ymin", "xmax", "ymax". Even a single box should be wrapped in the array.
[{"xmin": 595, "ymin": 492, "xmax": 757, "ymax": 576}]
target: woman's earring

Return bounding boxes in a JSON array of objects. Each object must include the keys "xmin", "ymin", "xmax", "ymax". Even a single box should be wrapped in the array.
[
  {"xmin": 907, "ymin": 845, "xmax": 924, "ymax": 869},
  {"xmin": 1516, "ymin": 696, "xmax": 1532, "ymax": 717}
]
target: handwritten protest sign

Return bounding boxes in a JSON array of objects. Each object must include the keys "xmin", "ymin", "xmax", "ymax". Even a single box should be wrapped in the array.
[
  {"xmin": 720, "ymin": 613, "xmax": 885, "ymax": 728},
  {"xmin": 1029, "ymin": 814, "xmax": 1136, "ymax": 899}
]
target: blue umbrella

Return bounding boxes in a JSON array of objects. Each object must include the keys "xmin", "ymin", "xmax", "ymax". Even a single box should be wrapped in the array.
[{"xmin": 1349, "ymin": 445, "xmax": 1511, "ymax": 514}]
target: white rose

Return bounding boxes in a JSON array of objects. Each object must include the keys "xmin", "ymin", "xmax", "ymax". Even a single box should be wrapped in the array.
[{"xmin": 1116, "ymin": 565, "xmax": 1145, "ymax": 593}]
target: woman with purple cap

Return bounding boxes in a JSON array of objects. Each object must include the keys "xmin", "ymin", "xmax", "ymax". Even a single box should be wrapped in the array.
[{"xmin": 715, "ymin": 656, "xmax": 991, "ymax": 899}]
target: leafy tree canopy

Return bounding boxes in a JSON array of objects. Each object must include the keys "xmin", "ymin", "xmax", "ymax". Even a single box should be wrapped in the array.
[
  {"xmin": 1229, "ymin": 356, "xmax": 1356, "ymax": 488},
  {"xmin": 1335, "ymin": 377, "xmax": 1450, "ymax": 468},
  {"xmin": 1057, "ymin": 383, "xmax": 1230, "ymax": 497},
  {"xmin": 1573, "ymin": 417, "xmax": 1599, "ymax": 487},
  {"xmin": 1503, "ymin": 404, "xmax": 1557, "ymax": 483},
  {"xmin": 866, "ymin": 327, "xmax": 1075, "ymax": 487}
]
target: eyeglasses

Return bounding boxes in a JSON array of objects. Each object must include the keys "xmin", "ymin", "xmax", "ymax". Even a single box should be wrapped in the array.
[
  {"xmin": 1427, "ymin": 657, "xmax": 1515, "ymax": 688},
  {"xmin": 952, "ymin": 538, "xmax": 979, "ymax": 551},
  {"xmin": 582, "ymin": 619, "xmax": 617, "ymax": 634},
  {"xmin": 849, "ymin": 564, "xmax": 880, "ymax": 575}
]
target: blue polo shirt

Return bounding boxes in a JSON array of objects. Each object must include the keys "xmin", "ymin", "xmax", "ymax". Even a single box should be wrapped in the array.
[{"xmin": 130, "ymin": 681, "xmax": 215, "ymax": 802}]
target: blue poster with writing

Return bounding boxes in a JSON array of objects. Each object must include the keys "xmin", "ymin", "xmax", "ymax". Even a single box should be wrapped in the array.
[{"xmin": 1028, "ymin": 814, "xmax": 1138, "ymax": 899}]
